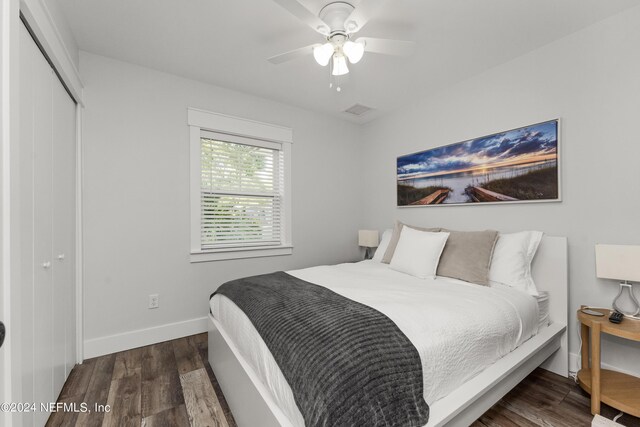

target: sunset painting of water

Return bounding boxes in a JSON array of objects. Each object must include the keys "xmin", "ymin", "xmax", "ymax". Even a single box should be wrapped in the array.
[{"xmin": 397, "ymin": 120, "xmax": 559, "ymax": 206}]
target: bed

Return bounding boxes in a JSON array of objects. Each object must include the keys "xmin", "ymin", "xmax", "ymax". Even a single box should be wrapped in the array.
[{"xmin": 208, "ymin": 235, "xmax": 568, "ymax": 427}]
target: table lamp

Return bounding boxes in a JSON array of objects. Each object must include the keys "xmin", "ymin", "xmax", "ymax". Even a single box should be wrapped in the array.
[
  {"xmin": 595, "ymin": 244, "xmax": 640, "ymax": 316},
  {"xmin": 359, "ymin": 230, "xmax": 379, "ymax": 260}
]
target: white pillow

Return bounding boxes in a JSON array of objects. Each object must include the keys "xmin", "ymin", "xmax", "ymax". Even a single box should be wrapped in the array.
[
  {"xmin": 372, "ymin": 229, "xmax": 392, "ymax": 263},
  {"xmin": 389, "ymin": 227, "xmax": 450, "ymax": 279},
  {"xmin": 489, "ymin": 231, "xmax": 543, "ymax": 296}
]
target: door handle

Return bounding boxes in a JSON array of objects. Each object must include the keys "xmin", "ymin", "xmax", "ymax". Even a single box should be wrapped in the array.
[
  {"xmin": 42, "ymin": 261, "xmax": 51, "ymax": 269},
  {"xmin": 57, "ymin": 254, "xmax": 65, "ymax": 261},
  {"xmin": 0, "ymin": 321, "xmax": 5, "ymax": 348}
]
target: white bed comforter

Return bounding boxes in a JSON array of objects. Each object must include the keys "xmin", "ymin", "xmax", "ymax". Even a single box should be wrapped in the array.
[{"xmin": 210, "ymin": 261, "xmax": 539, "ymax": 427}]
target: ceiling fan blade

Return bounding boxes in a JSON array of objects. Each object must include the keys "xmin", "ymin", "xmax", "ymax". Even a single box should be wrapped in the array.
[
  {"xmin": 271, "ymin": 0, "xmax": 330, "ymax": 35},
  {"xmin": 344, "ymin": 0, "xmax": 387, "ymax": 33},
  {"xmin": 268, "ymin": 44, "xmax": 321, "ymax": 64},
  {"xmin": 357, "ymin": 37, "xmax": 416, "ymax": 57}
]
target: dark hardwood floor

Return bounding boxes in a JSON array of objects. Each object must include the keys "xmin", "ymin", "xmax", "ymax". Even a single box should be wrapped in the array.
[
  {"xmin": 47, "ymin": 333, "xmax": 639, "ymax": 427},
  {"xmin": 47, "ymin": 333, "xmax": 235, "ymax": 427}
]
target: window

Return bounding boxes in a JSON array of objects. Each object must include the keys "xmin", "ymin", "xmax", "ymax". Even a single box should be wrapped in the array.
[
  {"xmin": 189, "ymin": 108, "xmax": 292, "ymax": 262},
  {"xmin": 200, "ymin": 132, "xmax": 282, "ymax": 248}
]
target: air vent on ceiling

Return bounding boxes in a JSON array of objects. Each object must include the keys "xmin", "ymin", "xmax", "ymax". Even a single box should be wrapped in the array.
[{"xmin": 344, "ymin": 103, "xmax": 374, "ymax": 116}]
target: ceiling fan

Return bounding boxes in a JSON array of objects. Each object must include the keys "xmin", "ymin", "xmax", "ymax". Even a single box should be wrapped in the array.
[{"xmin": 268, "ymin": 0, "xmax": 415, "ymax": 77}]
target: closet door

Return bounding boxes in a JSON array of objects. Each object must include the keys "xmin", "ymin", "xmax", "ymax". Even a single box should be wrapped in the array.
[
  {"xmin": 31, "ymin": 37, "xmax": 55, "ymax": 427},
  {"xmin": 19, "ymin": 21, "xmax": 77, "ymax": 426},
  {"xmin": 51, "ymin": 72, "xmax": 76, "ymax": 396}
]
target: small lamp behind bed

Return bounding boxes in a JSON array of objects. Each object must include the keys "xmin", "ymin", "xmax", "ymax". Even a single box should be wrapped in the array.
[
  {"xmin": 595, "ymin": 244, "xmax": 640, "ymax": 316},
  {"xmin": 359, "ymin": 230, "xmax": 379, "ymax": 260}
]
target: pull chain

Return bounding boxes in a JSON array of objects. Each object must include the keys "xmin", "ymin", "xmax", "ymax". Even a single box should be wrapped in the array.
[{"xmin": 327, "ymin": 56, "xmax": 342, "ymax": 93}]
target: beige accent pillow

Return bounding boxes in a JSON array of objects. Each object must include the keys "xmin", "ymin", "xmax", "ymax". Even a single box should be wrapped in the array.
[
  {"xmin": 436, "ymin": 229, "xmax": 499, "ymax": 285},
  {"xmin": 381, "ymin": 221, "xmax": 441, "ymax": 264}
]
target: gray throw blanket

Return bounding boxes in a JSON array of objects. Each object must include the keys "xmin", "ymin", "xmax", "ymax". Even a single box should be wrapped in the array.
[{"xmin": 212, "ymin": 271, "xmax": 430, "ymax": 427}]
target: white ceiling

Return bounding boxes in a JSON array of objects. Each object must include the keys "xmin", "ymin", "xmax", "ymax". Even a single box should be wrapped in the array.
[{"xmin": 58, "ymin": 0, "xmax": 639, "ymax": 123}]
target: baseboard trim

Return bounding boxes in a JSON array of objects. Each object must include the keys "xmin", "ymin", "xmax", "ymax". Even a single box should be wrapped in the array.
[
  {"xmin": 83, "ymin": 317, "xmax": 209, "ymax": 359},
  {"xmin": 569, "ymin": 352, "xmax": 640, "ymax": 378}
]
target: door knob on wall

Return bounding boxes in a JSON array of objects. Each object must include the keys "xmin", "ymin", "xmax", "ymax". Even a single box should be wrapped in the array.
[
  {"xmin": 57, "ymin": 254, "xmax": 65, "ymax": 261},
  {"xmin": 42, "ymin": 261, "xmax": 51, "ymax": 269}
]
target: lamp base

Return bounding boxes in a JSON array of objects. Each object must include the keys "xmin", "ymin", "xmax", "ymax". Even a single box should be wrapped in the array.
[
  {"xmin": 613, "ymin": 282, "xmax": 640, "ymax": 316},
  {"xmin": 364, "ymin": 247, "xmax": 373, "ymax": 260}
]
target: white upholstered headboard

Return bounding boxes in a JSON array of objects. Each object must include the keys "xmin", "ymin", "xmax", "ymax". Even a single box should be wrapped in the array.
[{"xmin": 531, "ymin": 235, "xmax": 568, "ymax": 376}]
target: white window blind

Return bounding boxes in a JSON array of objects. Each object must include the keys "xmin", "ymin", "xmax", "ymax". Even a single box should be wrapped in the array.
[{"xmin": 200, "ymin": 134, "xmax": 284, "ymax": 249}]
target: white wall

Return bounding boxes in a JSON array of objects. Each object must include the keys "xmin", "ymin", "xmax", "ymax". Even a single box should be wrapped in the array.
[
  {"xmin": 80, "ymin": 52, "xmax": 362, "ymax": 357},
  {"xmin": 360, "ymin": 6, "xmax": 640, "ymax": 375}
]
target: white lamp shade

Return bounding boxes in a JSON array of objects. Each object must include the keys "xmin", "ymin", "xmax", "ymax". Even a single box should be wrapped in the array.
[
  {"xmin": 343, "ymin": 40, "xmax": 365, "ymax": 64},
  {"xmin": 332, "ymin": 54, "xmax": 349, "ymax": 76},
  {"xmin": 359, "ymin": 230, "xmax": 379, "ymax": 248},
  {"xmin": 313, "ymin": 43, "xmax": 334, "ymax": 66},
  {"xmin": 595, "ymin": 244, "xmax": 640, "ymax": 282}
]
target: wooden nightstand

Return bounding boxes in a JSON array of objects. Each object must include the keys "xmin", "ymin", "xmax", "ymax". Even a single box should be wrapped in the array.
[{"xmin": 577, "ymin": 307, "xmax": 640, "ymax": 417}]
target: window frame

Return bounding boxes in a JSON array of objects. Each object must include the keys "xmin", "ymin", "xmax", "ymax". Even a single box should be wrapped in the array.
[{"xmin": 188, "ymin": 108, "xmax": 292, "ymax": 263}]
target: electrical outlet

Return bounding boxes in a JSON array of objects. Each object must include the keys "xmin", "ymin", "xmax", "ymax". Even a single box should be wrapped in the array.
[{"xmin": 148, "ymin": 294, "xmax": 159, "ymax": 309}]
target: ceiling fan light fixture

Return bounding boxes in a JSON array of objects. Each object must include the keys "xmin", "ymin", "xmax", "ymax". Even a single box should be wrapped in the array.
[
  {"xmin": 343, "ymin": 40, "xmax": 365, "ymax": 64},
  {"xmin": 332, "ymin": 53, "xmax": 349, "ymax": 76},
  {"xmin": 313, "ymin": 42, "xmax": 334, "ymax": 66}
]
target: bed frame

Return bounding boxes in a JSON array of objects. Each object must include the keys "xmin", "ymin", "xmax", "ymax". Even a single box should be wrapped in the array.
[{"xmin": 208, "ymin": 236, "xmax": 568, "ymax": 427}]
